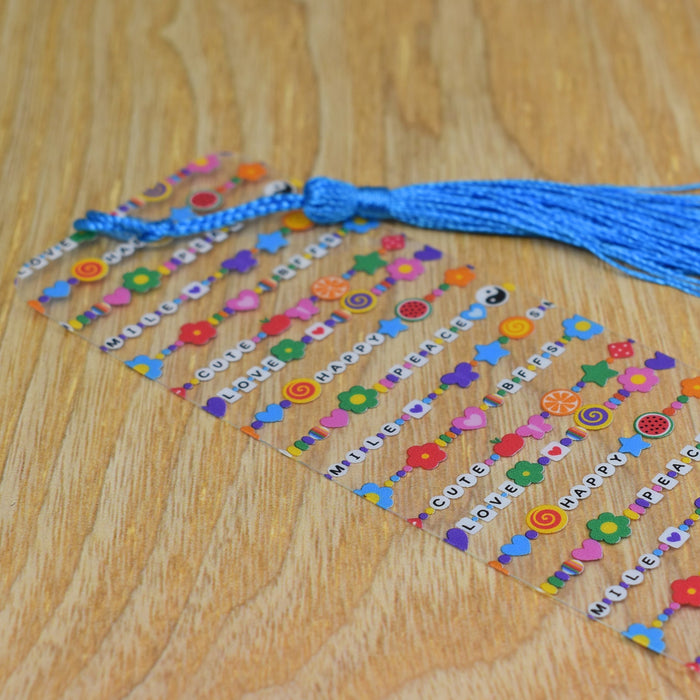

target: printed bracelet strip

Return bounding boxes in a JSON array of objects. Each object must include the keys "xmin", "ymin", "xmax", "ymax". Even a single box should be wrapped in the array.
[
  {"xmin": 25, "ymin": 154, "xmax": 262, "ymax": 306},
  {"xmin": 488, "ymin": 369, "xmax": 689, "ymax": 574},
  {"xmin": 416, "ymin": 337, "xmax": 636, "ymax": 535},
  {"xmin": 19, "ymin": 152, "xmax": 227, "ymax": 286},
  {"xmin": 621, "ymin": 547, "xmax": 700, "ymax": 659},
  {"xmin": 114, "ymin": 223, "xmax": 350, "ymax": 360},
  {"xmin": 196, "ymin": 242, "xmax": 443, "ymax": 418},
  {"xmin": 340, "ymin": 296, "xmax": 557, "ymax": 493},
  {"xmin": 125, "ymin": 229, "xmax": 402, "ymax": 383},
  {"xmin": 536, "ymin": 429, "xmax": 700, "ymax": 595},
  {"xmin": 588, "ymin": 493, "xmax": 700, "ymax": 621},
  {"xmin": 276, "ymin": 273, "xmax": 492, "ymax": 453},
  {"xmin": 249, "ymin": 262, "xmax": 477, "ymax": 440}
]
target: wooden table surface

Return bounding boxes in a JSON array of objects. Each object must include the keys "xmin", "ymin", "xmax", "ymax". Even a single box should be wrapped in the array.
[{"xmin": 2, "ymin": 0, "xmax": 700, "ymax": 697}]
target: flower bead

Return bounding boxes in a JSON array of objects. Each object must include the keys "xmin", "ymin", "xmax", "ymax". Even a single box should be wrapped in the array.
[
  {"xmin": 270, "ymin": 339, "xmax": 306, "ymax": 362},
  {"xmin": 122, "ymin": 267, "xmax": 162, "ymax": 294},
  {"xmin": 179, "ymin": 321, "xmax": 216, "ymax": 346},
  {"xmin": 125, "ymin": 355, "xmax": 163, "ymax": 380},
  {"xmin": 444, "ymin": 266, "xmax": 476, "ymax": 287},
  {"xmin": 681, "ymin": 376, "xmax": 700, "ymax": 399},
  {"xmin": 354, "ymin": 482, "xmax": 394, "ymax": 509},
  {"xmin": 671, "ymin": 575, "xmax": 700, "ymax": 606},
  {"xmin": 337, "ymin": 385, "xmax": 379, "ymax": 414},
  {"xmin": 617, "ymin": 367, "xmax": 659, "ymax": 393},
  {"xmin": 236, "ymin": 161, "xmax": 267, "ymax": 181},
  {"xmin": 386, "ymin": 257, "xmax": 424, "ymax": 281},
  {"xmin": 622, "ymin": 624, "xmax": 665, "ymax": 653},
  {"xmin": 506, "ymin": 460, "xmax": 545, "ymax": 487},
  {"xmin": 405, "ymin": 443, "xmax": 447, "ymax": 471},
  {"xmin": 586, "ymin": 512, "xmax": 631, "ymax": 545},
  {"xmin": 561, "ymin": 314, "xmax": 603, "ymax": 340}
]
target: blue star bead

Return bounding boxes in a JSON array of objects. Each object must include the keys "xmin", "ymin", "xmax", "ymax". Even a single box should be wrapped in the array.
[
  {"xmin": 618, "ymin": 434, "xmax": 651, "ymax": 457},
  {"xmin": 170, "ymin": 206, "xmax": 195, "ymax": 221},
  {"xmin": 378, "ymin": 317, "xmax": 408, "ymax": 338},
  {"xmin": 256, "ymin": 230, "xmax": 288, "ymax": 253},
  {"xmin": 474, "ymin": 341, "xmax": 510, "ymax": 366}
]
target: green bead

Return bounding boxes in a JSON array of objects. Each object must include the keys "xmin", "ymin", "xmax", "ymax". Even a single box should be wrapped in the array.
[
  {"xmin": 439, "ymin": 434, "xmax": 452, "ymax": 443},
  {"xmin": 497, "ymin": 389, "xmax": 507, "ymax": 397},
  {"xmin": 76, "ymin": 314, "xmax": 90, "ymax": 325},
  {"xmin": 678, "ymin": 395, "xmax": 689, "ymax": 403},
  {"xmin": 498, "ymin": 336, "xmax": 508, "ymax": 344},
  {"xmin": 562, "ymin": 334, "xmax": 572, "ymax": 342},
  {"xmin": 71, "ymin": 230, "xmax": 97, "ymax": 242},
  {"xmin": 439, "ymin": 283, "xmax": 450, "ymax": 291},
  {"xmin": 439, "ymin": 383, "xmax": 449, "ymax": 390},
  {"xmin": 512, "ymin": 377, "xmax": 521, "ymax": 383},
  {"xmin": 272, "ymin": 275, "xmax": 280, "ymax": 282},
  {"xmin": 548, "ymin": 576, "xmax": 565, "ymax": 589},
  {"xmin": 294, "ymin": 440, "xmax": 310, "ymax": 451}
]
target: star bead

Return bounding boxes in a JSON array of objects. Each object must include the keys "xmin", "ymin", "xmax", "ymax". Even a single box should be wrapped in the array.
[
  {"xmin": 619, "ymin": 434, "xmax": 651, "ymax": 457},
  {"xmin": 378, "ymin": 317, "xmax": 408, "ymax": 338},
  {"xmin": 474, "ymin": 341, "xmax": 510, "ymax": 366},
  {"xmin": 581, "ymin": 360, "xmax": 619, "ymax": 387},
  {"xmin": 256, "ymin": 230, "xmax": 288, "ymax": 253},
  {"xmin": 353, "ymin": 251, "xmax": 387, "ymax": 275}
]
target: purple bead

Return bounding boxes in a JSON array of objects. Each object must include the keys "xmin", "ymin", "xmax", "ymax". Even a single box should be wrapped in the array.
[
  {"xmin": 324, "ymin": 474, "xmax": 333, "ymax": 480},
  {"xmin": 301, "ymin": 436, "xmax": 314, "ymax": 445},
  {"xmin": 428, "ymin": 392, "xmax": 438, "ymax": 400},
  {"xmin": 419, "ymin": 350, "xmax": 429, "ymax": 357},
  {"xmin": 325, "ymin": 319, "xmax": 336, "ymax": 328},
  {"xmin": 222, "ymin": 306, "xmax": 233, "ymax": 314},
  {"xmin": 664, "ymin": 608, "xmax": 674, "ymax": 616},
  {"xmin": 554, "ymin": 571, "xmax": 569, "ymax": 582},
  {"xmin": 498, "ymin": 554, "xmax": 512, "ymax": 565},
  {"xmin": 207, "ymin": 276, "xmax": 216, "ymax": 283},
  {"xmin": 385, "ymin": 276, "xmax": 397, "ymax": 285},
  {"xmin": 171, "ymin": 258, "xmax": 182, "ymax": 266},
  {"xmin": 618, "ymin": 388, "xmax": 631, "ymax": 397},
  {"xmin": 38, "ymin": 295, "xmax": 50, "ymax": 303},
  {"xmin": 667, "ymin": 470, "xmax": 678, "ymax": 478},
  {"xmin": 538, "ymin": 457, "xmax": 550, "ymax": 465},
  {"xmin": 397, "ymin": 470, "xmax": 406, "ymax": 477},
  {"xmin": 576, "ymin": 381, "xmax": 586, "ymax": 388},
  {"xmin": 560, "ymin": 437, "xmax": 572, "ymax": 447},
  {"xmin": 386, "ymin": 374, "xmax": 399, "ymax": 383},
  {"xmin": 451, "ymin": 427, "xmax": 462, "ymax": 436},
  {"xmin": 696, "ymin": 497, "xmax": 700, "ymax": 508},
  {"xmin": 137, "ymin": 322, "xmax": 144, "ymax": 328},
  {"xmin": 301, "ymin": 335, "xmax": 313, "ymax": 343},
  {"xmin": 620, "ymin": 582, "xmax": 630, "ymax": 589},
  {"xmin": 183, "ymin": 383, "xmax": 193, "ymax": 390},
  {"xmin": 635, "ymin": 498, "xmax": 651, "ymax": 508},
  {"xmin": 280, "ymin": 400, "xmax": 292, "ymax": 408},
  {"xmin": 540, "ymin": 411, "xmax": 550, "ymax": 418},
  {"xmin": 636, "ymin": 565, "xmax": 645, "ymax": 572},
  {"xmin": 376, "ymin": 433, "xmax": 386, "ymax": 439},
  {"xmin": 360, "ymin": 446, "xmax": 368, "ymax": 453},
  {"xmin": 685, "ymin": 519, "xmax": 694, "ymax": 526},
  {"xmin": 341, "ymin": 460, "xmax": 350, "ymax": 466},
  {"xmin": 555, "ymin": 340, "xmax": 564, "ymax": 347},
  {"xmin": 155, "ymin": 310, "xmax": 162, "ymax": 316},
  {"xmin": 251, "ymin": 420, "xmax": 264, "ymax": 429},
  {"xmin": 68, "ymin": 277, "xmax": 79, "ymax": 285},
  {"xmin": 525, "ymin": 530, "xmax": 538, "ymax": 540},
  {"xmin": 602, "ymin": 598, "xmax": 612, "ymax": 605},
  {"xmin": 418, "ymin": 513, "xmax": 428, "ymax": 520}
]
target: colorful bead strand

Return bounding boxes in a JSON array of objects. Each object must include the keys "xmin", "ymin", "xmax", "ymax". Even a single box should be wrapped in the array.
[
  {"xmin": 416, "ymin": 340, "xmax": 634, "ymax": 536},
  {"xmin": 588, "ymin": 494, "xmax": 700, "ymax": 620}
]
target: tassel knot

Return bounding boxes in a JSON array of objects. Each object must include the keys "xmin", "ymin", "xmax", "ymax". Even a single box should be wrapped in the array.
[{"xmin": 302, "ymin": 177, "xmax": 393, "ymax": 223}]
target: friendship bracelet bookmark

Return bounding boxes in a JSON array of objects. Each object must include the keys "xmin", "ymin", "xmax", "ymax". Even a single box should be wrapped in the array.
[{"xmin": 16, "ymin": 154, "xmax": 700, "ymax": 673}]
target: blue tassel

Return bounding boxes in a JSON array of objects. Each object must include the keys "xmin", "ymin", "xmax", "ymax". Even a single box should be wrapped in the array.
[{"xmin": 74, "ymin": 177, "xmax": 700, "ymax": 297}]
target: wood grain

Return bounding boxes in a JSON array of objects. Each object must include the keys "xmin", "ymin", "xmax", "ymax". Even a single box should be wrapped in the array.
[{"xmin": 1, "ymin": 0, "xmax": 699, "ymax": 697}]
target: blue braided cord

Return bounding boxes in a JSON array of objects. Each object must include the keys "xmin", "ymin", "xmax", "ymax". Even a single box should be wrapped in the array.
[
  {"xmin": 73, "ymin": 193, "xmax": 305, "ymax": 242},
  {"xmin": 73, "ymin": 176, "xmax": 700, "ymax": 296}
]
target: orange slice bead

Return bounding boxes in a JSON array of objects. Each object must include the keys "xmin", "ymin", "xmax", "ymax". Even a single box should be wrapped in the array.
[
  {"xmin": 311, "ymin": 275, "xmax": 350, "ymax": 300},
  {"xmin": 541, "ymin": 388, "xmax": 582, "ymax": 416}
]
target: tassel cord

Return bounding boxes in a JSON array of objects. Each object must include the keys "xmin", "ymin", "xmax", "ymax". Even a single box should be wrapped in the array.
[{"xmin": 72, "ymin": 177, "xmax": 700, "ymax": 297}]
